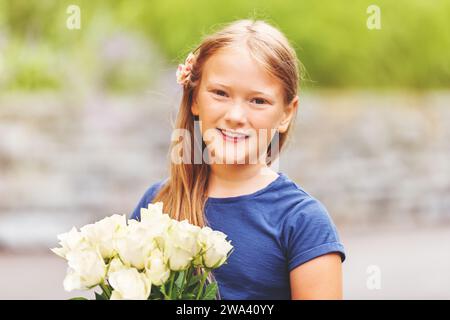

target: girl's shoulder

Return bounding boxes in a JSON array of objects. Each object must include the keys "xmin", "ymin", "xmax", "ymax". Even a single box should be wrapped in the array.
[
  {"xmin": 273, "ymin": 172, "xmax": 335, "ymax": 226},
  {"xmin": 146, "ymin": 178, "xmax": 169, "ymax": 199},
  {"xmin": 276, "ymin": 172, "xmax": 313, "ymax": 197},
  {"xmin": 270, "ymin": 172, "xmax": 323, "ymax": 208},
  {"xmin": 275, "ymin": 173, "xmax": 346, "ymax": 266}
]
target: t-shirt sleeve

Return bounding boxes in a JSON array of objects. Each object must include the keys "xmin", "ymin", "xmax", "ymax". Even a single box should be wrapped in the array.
[
  {"xmin": 129, "ymin": 179, "xmax": 167, "ymax": 221},
  {"xmin": 282, "ymin": 196, "xmax": 346, "ymax": 272}
]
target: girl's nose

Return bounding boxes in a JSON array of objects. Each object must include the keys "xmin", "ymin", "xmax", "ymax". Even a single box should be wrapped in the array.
[{"xmin": 224, "ymin": 100, "xmax": 247, "ymax": 125}]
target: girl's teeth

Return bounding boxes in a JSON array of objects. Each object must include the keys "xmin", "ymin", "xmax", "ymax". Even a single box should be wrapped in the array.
[{"xmin": 222, "ymin": 130, "xmax": 247, "ymax": 138}]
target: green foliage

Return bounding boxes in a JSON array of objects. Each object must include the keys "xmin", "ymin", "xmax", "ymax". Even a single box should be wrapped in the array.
[
  {"xmin": 202, "ymin": 282, "xmax": 218, "ymax": 300},
  {"xmin": 95, "ymin": 292, "xmax": 108, "ymax": 300},
  {"xmin": 1, "ymin": 0, "xmax": 449, "ymax": 91}
]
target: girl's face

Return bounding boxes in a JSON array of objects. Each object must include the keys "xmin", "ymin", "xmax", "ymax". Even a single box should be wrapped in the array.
[{"xmin": 191, "ymin": 46, "xmax": 298, "ymax": 165}]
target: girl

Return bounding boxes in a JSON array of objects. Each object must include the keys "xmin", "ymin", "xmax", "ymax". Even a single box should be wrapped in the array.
[{"xmin": 131, "ymin": 19, "xmax": 346, "ymax": 300}]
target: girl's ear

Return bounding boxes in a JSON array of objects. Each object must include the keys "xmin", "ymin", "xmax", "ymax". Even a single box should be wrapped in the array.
[{"xmin": 278, "ymin": 95, "xmax": 299, "ymax": 133}]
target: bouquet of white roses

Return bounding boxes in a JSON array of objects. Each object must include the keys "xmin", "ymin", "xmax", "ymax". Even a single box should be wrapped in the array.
[{"xmin": 51, "ymin": 202, "xmax": 233, "ymax": 300}]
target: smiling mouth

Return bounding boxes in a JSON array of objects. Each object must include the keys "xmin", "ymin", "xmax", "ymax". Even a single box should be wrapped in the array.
[{"xmin": 217, "ymin": 128, "xmax": 250, "ymax": 142}]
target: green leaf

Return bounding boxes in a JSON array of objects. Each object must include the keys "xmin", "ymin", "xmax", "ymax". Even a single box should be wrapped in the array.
[
  {"xmin": 148, "ymin": 293, "xmax": 162, "ymax": 300},
  {"xmin": 202, "ymin": 283, "xmax": 218, "ymax": 300},
  {"xmin": 69, "ymin": 297, "xmax": 88, "ymax": 300},
  {"xmin": 150, "ymin": 285, "xmax": 163, "ymax": 299},
  {"xmin": 173, "ymin": 286, "xmax": 183, "ymax": 300},
  {"xmin": 175, "ymin": 271, "xmax": 185, "ymax": 289},
  {"xmin": 159, "ymin": 282, "xmax": 169, "ymax": 299},
  {"xmin": 99, "ymin": 282, "xmax": 112, "ymax": 299},
  {"xmin": 159, "ymin": 286, "xmax": 165, "ymax": 295},
  {"xmin": 182, "ymin": 293, "xmax": 196, "ymax": 300},
  {"xmin": 95, "ymin": 292, "xmax": 108, "ymax": 300},
  {"xmin": 149, "ymin": 290, "xmax": 163, "ymax": 300},
  {"xmin": 187, "ymin": 274, "xmax": 203, "ymax": 288}
]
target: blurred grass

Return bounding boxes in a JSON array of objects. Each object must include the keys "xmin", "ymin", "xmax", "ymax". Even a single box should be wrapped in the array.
[{"xmin": 0, "ymin": 0, "xmax": 449, "ymax": 92}]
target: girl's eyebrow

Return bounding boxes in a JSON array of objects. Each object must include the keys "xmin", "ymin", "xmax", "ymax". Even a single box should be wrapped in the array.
[
  {"xmin": 207, "ymin": 81, "xmax": 230, "ymax": 89},
  {"xmin": 207, "ymin": 81, "xmax": 276, "ymax": 100}
]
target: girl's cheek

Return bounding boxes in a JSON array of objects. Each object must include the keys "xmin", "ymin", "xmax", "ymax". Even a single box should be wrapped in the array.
[
  {"xmin": 201, "ymin": 95, "xmax": 218, "ymax": 109},
  {"xmin": 249, "ymin": 114, "xmax": 273, "ymax": 130},
  {"xmin": 204, "ymin": 102, "xmax": 228, "ymax": 120}
]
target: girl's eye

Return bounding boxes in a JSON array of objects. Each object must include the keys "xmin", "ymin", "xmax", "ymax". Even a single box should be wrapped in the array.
[
  {"xmin": 213, "ymin": 90, "xmax": 228, "ymax": 97},
  {"xmin": 252, "ymin": 97, "xmax": 269, "ymax": 105}
]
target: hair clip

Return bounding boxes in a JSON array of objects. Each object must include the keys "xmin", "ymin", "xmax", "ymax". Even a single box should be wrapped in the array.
[{"xmin": 176, "ymin": 52, "xmax": 196, "ymax": 86}]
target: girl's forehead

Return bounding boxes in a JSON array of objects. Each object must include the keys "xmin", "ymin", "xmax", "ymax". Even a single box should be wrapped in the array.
[{"xmin": 201, "ymin": 46, "xmax": 283, "ymax": 97}]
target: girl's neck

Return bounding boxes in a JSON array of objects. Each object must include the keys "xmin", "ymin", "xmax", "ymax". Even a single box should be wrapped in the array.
[{"xmin": 207, "ymin": 164, "xmax": 279, "ymax": 198}]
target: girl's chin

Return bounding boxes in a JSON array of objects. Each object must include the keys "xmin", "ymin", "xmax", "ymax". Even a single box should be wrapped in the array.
[
  {"xmin": 205, "ymin": 142, "xmax": 266, "ymax": 165},
  {"xmin": 214, "ymin": 159, "xmax": 248, "ymax": 165},
  {"xmin": 208, "ymin": 150, "xmax": 263, "ymax": 165}
]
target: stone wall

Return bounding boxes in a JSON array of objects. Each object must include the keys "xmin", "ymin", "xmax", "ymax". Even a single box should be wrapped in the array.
[{"xmin": 1, "ymin": 86, "xmax": 449, "ymax": 249}]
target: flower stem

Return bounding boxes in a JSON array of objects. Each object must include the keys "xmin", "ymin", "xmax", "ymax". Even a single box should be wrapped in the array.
[
  {"xmin": 196, "ymin": 269, "xmax": 209, "ymax": 300},
  {"xmin": 167, "ymin": 272, "xmax": 176, "ymax": 299},
  {"xmin": 99, "ymin": 282, "xmax": 111, "ymax": 299},
  {"xmin": 178, "ymin": 266, "xmax": 189, "ymax": 299}
]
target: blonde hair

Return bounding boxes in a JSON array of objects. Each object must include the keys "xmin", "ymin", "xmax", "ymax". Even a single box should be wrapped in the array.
[{"xmin": 153, "ymin": 19, "xmax": 301, "ymax": 227}]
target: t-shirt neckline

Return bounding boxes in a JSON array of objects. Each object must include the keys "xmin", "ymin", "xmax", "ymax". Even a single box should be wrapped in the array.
[{"xmin": 206, "ymin": 172, "xmax": 285, "ymax": 204}]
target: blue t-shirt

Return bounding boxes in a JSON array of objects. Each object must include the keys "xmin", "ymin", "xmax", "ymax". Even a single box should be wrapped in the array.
[{"xmin": 130, "ymin": 172, "xmax": 346, "ymax": 300}]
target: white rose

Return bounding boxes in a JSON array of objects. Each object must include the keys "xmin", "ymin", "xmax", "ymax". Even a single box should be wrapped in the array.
[
  {"xmin": 109, "ymin": 268, "xmax": 151, "ymax": 300},
  {"xmin": 107, "ymin": 256, "xmax": 127, "ymax": 275},
  {"xmin": 140, "ymin": 201, "xmax": 164, "ymax": 219},
  {"xmin": 51, "ymin": 227, "xmax": 90, "ymax": 259},
  {"xmin": 164, "ymin": 220, "xmax": 201, "ymax": 271},
  {"xmin": 114, "ymin": 220, "xmax": 156, "ymax": 270},
  {"xmin": 164, "ymin": 245, "xmax": 194, "ymax": 271},
  {"xmin": 63, "ymin": 267, "xmax": 83, "ymax": 292},
  {"xmin": 170, "ymin": 220, "xmax": 202, "ymax": 255},
  {"xmin": 196, "ymin": 227, "xmax": 233, "ymax": 269},
  {"xmin": 140, "ymin": 203, "xmax": 172, "ymax": 248},
  {"xmin": 145, "ymin": 249, "xmax": 170, "ymax": 286},
  {"xmin": 63, "ymin": 247, "xmax": 107, "ymax": 291},
  {"xmin": 80, "ymin": 214, "xmax": 127, "ymax": 260},
  {"xmin": 163, "ymin": 220, "xmax": 201, "ymax": 271}
]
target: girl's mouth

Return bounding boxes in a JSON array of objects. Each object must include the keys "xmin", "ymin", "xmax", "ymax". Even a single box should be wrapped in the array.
[{"xmin": 217, "ymin": 128, "xmax": 249, "ymax": 143}]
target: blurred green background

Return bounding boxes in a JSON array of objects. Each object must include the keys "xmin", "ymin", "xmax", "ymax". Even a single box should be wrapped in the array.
[
  {"xmin": 1, "ymin": 0, "xmax": 450, "ymax": 300},
  {"xmin": 0, "ymin": 0, "xmax": 449, "ymax": 92}
]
